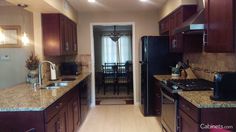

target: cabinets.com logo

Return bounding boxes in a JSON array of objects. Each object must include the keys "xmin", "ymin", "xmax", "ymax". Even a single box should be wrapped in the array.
[{"xmin": 200, "ymin": 123, "xmax": 234, "ymax": 131}]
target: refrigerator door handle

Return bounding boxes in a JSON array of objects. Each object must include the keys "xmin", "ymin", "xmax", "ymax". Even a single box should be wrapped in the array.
[{"xmin": 139, "ymin": 61, "xmax": 144, "ymax": 64}]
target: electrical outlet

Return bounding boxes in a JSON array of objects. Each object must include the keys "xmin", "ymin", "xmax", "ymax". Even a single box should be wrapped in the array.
[{"xmin": 0, "ymin": 55, "xmax": 10, "ymax": 61}]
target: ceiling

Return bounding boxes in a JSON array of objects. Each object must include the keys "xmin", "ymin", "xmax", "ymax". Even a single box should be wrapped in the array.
[
  {"xmin": 67, "ymin": 0, "xmax": 167, "ymax": 13},
  {"xmin": 0, "ymin": 0, "xmax": 12, "ymax": 6}
]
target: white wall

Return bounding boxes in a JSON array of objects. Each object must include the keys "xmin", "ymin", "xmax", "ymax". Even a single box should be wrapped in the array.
[
  {"xmin": 77, "ymin": 11, "xmax": 159, "ymax": 104},
  {"xmin": 159, "ymin": 0, "xmax": 198, "ymax": 19},
  {"xmin": 0, "ymin": 6, "xmax": 34, "ymax": 88}
]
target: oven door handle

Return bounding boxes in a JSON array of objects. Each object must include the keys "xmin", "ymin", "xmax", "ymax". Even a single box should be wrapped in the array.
[{"xmin": 161, "ymin": 90, "xmax": 175, "ymax": 102}]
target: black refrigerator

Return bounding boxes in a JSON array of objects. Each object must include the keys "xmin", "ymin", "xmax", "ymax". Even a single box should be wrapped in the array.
[{"xmin": 139, "ymin": 36, "xmax": 182, "ymax": 116}]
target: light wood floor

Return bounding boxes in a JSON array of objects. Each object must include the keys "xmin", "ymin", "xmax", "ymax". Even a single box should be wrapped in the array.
[{"xmin": 78, "ymin": 105, "xmax": 162, "ymax": 132}]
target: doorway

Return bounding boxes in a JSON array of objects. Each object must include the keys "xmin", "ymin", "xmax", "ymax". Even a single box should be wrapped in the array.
[{"xmin": 92, "ymin": 24, "xmax": 134, "ymax": 105}]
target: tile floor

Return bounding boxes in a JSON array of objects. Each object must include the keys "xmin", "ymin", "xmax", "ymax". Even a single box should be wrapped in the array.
[{"xmin": 78, "ymin": 105, "xmax": 162, "ymax": 132}]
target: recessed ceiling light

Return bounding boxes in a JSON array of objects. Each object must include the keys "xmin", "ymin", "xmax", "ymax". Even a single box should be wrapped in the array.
[
  {"xmin": 88, "ymin": 0, "xmax": 96, "ymax": 3},
  {"xmin": 17, "ymin": 3, "xmax": 28, "ymax": 8},
  {"xmin": 140, "ymin": 0, "xmax": 148, "ymax": 2}
]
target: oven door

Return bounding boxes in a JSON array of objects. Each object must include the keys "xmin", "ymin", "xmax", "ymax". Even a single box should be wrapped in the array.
[{"xmin": 161, "ymin": 89, "xmax": 177, "ymax": 132}]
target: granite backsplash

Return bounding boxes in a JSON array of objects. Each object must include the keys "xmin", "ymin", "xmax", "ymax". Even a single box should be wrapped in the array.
[{"xmin": 184, "ymin": 52, "xmax": 236, "ymax": 81}]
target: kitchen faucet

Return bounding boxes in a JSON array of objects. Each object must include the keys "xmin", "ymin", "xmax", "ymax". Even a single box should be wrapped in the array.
[{"xmin": 38, "ymin": 61, "xmax": 57, "ymax": 87}]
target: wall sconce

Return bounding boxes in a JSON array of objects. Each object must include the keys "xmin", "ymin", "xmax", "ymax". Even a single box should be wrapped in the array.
[
  {"xmin": 0, "ymin": 28, "xmax": 5, "ymax": 44},
  {"xmin": 17, "ymin": 3, "xmax": 30, "ymax": 46},
  {"xmin": 21, "ymin": 32, "xmax": 29, "ymax": 46}
]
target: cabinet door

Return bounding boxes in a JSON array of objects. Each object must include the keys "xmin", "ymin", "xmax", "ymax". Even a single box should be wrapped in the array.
[
  {"xmin": 67, "ymin": 18, "xmax": 73, "ymax": 54},
  {"xmin": 179, "ymin": 110, "xmax": 199, "ymax": 132},
  {"xmin": 67, "ymin": 98, "xmax": 74, "ymax": 132},
  {"xmin": 46, "ymin": 115, "xmax": 59, "ymax": 132},
  {"xmin": 175, "ymin": 9, "xmax": 183, "ymax": 27},
  {"xmin": 73, "ymin": 96, "xmax": 80, "ymax": 129},
  {"xmin": 42, "ymin": 14, "xmax": 61, "ymax": 56},
  {"xmin": 60, "ymin": 15, "xmax": 69, "ymax": 55},
  {"xmin": 170, "ymin": 33, "xmax": 183, "ymax": 53},
  {"xmin": 159, "ymin": 18, "xmax": 169, "ymax": 35},
  {"xmin": 59, "ymin": 106, "xmax": 67, "ymax": 132},
  {"xmin": 72, "ymin": 22, "xmax": 78, "ymax": 54},
  {"xmin": 154, "ymin": 79, "xmax": 161, "ymax": 115},
  {"xmin": 169, "ymin": 15, "xmax": 176, "ymax": 36},
  {"xmin": 205, "ymin": 0, "xmax": 234, "ymax": 52}
]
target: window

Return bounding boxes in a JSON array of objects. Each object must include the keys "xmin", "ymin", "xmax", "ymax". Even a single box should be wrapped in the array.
[{"xmin": 101, "ymin": 35, "xmax": 132, "ymax": 64}]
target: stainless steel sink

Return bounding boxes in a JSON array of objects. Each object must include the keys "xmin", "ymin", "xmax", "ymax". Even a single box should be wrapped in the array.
[{"xmin": 45, "ymin": 81, "xmax": 69, "ymax": 89}]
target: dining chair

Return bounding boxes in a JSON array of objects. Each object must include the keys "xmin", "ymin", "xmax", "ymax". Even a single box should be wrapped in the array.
[
  {"xmin": 116, "ymin": 63, "xmax": 130, "ymax": 95},
  {"xmin": 102, "ymin": 63, "xmax": 117, "ymax": 95}
]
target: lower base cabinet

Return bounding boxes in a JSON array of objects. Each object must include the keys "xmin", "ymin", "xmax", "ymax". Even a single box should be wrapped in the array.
[
  {"xmin": 179, "ymin": 109, "xmax": 199, "ymax": 132},
  {"xmin": 153, "ymin": 78, "xmax": 162, "ymax": 115},
  {"xmin": 0, "ymin": 75, "xmax": 91, "ymax": 132},
  {"xmin": 46, "ymin": 105, "xmax": 67, "ymax": 132},
  {"xmin": 178, "ymin": 96, "xmax": 236, "ymax": 132}
]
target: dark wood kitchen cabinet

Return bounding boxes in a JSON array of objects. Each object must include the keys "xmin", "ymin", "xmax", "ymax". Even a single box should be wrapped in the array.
[
  {"xmin": 205, "ymin": 0, "xmax": 235, "ymax": 53},
  {"xmin": 159, "ymin": 5, "xmax": 197, "ymax": 53},
  {"xmin": 159, "ymin": 17, "xmax": 169, "ymax": 35},
  {"xmin": 42, "ymin": 13, "xmax": 78, "ymax": 56},
  {"xmin": 178, "ymin": 96, "xmax": 236, "ymax": 132},
  {"xmin": 153, "ymin": 78, "xmax": 162, "ymax": 115}
]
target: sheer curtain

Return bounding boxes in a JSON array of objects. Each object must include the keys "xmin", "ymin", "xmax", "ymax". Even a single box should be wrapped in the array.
[{"xmin": 101, "ymin": 35, "xmax": 132, "ymax": 64}]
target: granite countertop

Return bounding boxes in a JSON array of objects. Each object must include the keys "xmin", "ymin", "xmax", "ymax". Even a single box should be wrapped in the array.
[
  {"xmin": 0, "ymin": 72, "xmax": 91, "ymax": 112},
  {"xmin": 178, "ymin": 91, "xmax": 236, "ymax": 108},
  {"xmin": 154, "ymin": 75, "xmax": 236, "ymax": 108},
  {"xmin": 153, "ymin": 75, "xmax": 186, "ymax": 81}
]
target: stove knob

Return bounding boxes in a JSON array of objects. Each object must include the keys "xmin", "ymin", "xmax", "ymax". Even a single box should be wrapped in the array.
[{"xmin": 172, "ymin": 85, "xmax": 178, "ymax": 90}]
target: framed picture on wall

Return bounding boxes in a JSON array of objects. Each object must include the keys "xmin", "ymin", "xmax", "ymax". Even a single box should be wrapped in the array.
[{"xmin": 0, "ymin": 25, "xmax": 21, "ymax": 48}]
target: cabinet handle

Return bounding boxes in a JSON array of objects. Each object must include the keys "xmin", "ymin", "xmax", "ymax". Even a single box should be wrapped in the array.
[
  {"xmin": 55, "ymin": 105, "xmax": 60, "ymax": 109},
  {"xmin": 74, "ymin": 43, "xmax": 77, "ymax": 51},
  {"xmin": 66, "ymin": 42, "xmax": 69, "ymax": 51},
  {"xmin": 57, "ymin": 120, "xmax": 61, "ymax": 132},
  {"xmin": 172, "ymin": 39, "xmax": 177, "ymax": 48},
  {"xmin": 177, "ymin": 116, "xmax": 182, "ymax": 132},
  {"xmin": 182, "ymin": 104, "xmax": 190, "ymax": 111},
  {"xmin": 203, "ymin": 31, "xmax": 207, "ymax": 47},
  {"xmin": 55, "ymin": 103, "xmax": 62, "ymax": 109},
  {"xmin": 25, "ymin": 128, "xmax": 36, "ymax": 132}
]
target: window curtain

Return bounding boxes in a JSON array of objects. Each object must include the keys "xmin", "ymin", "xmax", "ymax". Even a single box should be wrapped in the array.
[{"xmin": 101, "ymin": 35, "xmax": 132, "ymax": 64}]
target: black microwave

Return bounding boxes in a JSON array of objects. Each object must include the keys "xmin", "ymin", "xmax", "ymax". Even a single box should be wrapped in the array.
[
  {"xmin": 210, "ymin": 72, "xmax": 236, "ymax": 101},
  {"xmin": 60, "ymin": 62, "xmax": 81, "ymax": 75}
]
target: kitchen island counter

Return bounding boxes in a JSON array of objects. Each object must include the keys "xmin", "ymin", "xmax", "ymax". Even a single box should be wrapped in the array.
[{"xmin": 0, "ymin": 72, "xmax": 91, "ymax": 112}]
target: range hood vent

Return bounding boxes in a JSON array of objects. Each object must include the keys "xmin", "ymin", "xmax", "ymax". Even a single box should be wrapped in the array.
[{"xmin": 174, "ymin": 9, "xmax": 205, "ymax": 34}]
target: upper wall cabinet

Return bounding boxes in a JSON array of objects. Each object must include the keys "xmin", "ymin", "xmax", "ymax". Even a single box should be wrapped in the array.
[
  {"xmin": 159, "ymin": 5, "xmax": 197, "ymax": 53},
  {"xmin": 42, "ymin": 14, "xmax": 78, "ymax": 56},
  {"xmin": 205, "ymin": 0, "xmax": 234, "ymax": 53}
]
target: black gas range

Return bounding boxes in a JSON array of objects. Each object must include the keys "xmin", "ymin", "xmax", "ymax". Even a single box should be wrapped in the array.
[
  {"xmin": 161, "ymin": 79, "xmax": 214, "ymax": 94},
  {"xmin": 160, "ymin": 78, "xmax": 213, "ymax": 132}
]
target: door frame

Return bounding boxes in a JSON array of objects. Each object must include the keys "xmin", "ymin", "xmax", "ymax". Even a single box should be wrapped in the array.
[{"xmin": 90, "ymin": 22, "xmax": 137, "ymax": 106}]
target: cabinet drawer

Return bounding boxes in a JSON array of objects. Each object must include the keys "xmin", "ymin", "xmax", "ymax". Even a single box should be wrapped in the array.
[
  {"xmin": 179, "ymin": 97, "xmax": 199, "ymax": 122},
  {"xmin": 44, "ymin": 89, "xmax": 74, "ymax": 123},
  {"xmin": 44, "ymin": 98, "xmax": 65, "ymax": 123},
  {"xmin": 179, "ymin": 110, "xmax": 199, "ymax": 132}
]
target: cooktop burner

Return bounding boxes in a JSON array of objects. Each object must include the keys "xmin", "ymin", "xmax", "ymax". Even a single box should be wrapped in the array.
[{"xmin": 168, "ymin": 79, "xmax": 213, "ymax": 91}]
